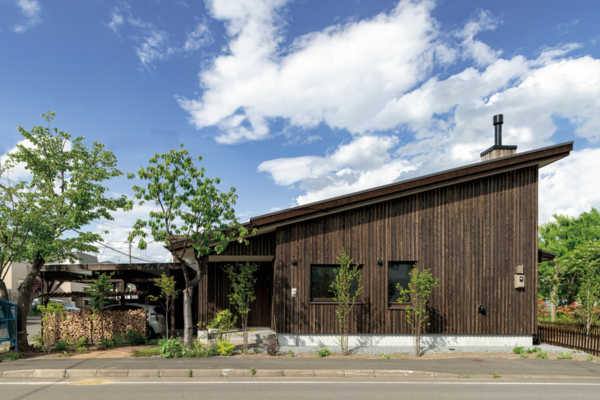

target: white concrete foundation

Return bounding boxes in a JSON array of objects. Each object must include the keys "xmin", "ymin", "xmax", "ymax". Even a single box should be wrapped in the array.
[{"xmin": 277, "ymin": 334, "xmax": 533, "ymax": 354}]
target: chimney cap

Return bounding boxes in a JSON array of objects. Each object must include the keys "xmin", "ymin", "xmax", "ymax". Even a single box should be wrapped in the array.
[{"xmin": 493, "ymin": 114, "xmax": 503, "ymax": 125}]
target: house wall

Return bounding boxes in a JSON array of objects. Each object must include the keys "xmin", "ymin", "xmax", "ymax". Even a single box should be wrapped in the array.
[{"xmin": 272, "ymin": 166, "xmax": 538, "ymax": 336}]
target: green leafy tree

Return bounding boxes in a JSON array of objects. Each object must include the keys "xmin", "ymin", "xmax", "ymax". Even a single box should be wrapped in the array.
[
  {"xmin": 225, "ymin": 262, "xmax": 257, "ymax": 354},
  {"xmin": 85, "ymin": 273, "xmax": 114, "ymax": 342},
  {"xmin": 0, "ymin": 112, "xmax": 129, "ymax": 349},
  {"xmin": 539, "ymin": 209, "xmax": 600, "ymax": 320},
  {"xmin": 129, "ymin": 146, "xmax": 251, "ymax": 347},
  {"xmin": 329, "ymin": 249, "xmax": 363, "ymax": 355},
  {"xmin": 149, "ymin": 273, "xmax": 178, "ymax": 339},
  {"xmin": 396, "ymin": 267, "xmax": 439, "ymax": 356},
  {"xmin": 564, "ymin": 242, "xmax": 600, "ymax": 334}
]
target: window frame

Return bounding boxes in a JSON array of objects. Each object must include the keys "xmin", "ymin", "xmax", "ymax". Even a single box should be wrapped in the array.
[
  {"xmin": 309, "ymin": 263, "xmax": 364, "ymax": 304},
  {"xmin": 386, "ymin": 260, "xmax": 416, "ymax": 309}
]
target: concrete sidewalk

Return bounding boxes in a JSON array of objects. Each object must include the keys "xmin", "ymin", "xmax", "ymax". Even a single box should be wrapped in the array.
[{"xmin": 1, "ymin": 356, "xmax": 600, "ymax": 379}]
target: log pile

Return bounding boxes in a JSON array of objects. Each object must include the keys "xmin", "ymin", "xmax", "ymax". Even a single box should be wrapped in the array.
[{"xmin": 42, "ymin": 309, "xmax": 146, "ymax": 345}]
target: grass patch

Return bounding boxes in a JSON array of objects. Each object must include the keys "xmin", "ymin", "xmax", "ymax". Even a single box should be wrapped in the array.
[
  {"xmin": 133, "ymin": 347, "xmax": 161, "ymax": 357},
  {"xmin": 587, "ymin": 354, "xmax": 594, "ymax": 361},
  {"xmin": 381, "ymin": 354, "xmax": 390, "ymax": 360},
  {"xmin": 512, "ymin": 346, "xmax": 524, "ymax": 355},
  {"xmin": 536, "ymin": 351, "xmax": 548, "ymax": 359},
  {"xmin": 1, "ymin": 352, "xmax": 20, "ymax": 361},
  {"xmin": 556, "ymin": 352, "xmax": 573, "ymax": 360}
]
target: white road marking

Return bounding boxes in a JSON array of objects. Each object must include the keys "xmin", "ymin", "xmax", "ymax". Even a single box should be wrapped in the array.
[{"xmin": 0, "ymin": 380, "xmax": 600, "ymax": 386}]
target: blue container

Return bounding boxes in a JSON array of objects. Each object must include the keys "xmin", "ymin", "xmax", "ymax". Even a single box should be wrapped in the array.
[{"xmin": 0, "ymin": 298, "xmax": 18, "ymax": 353}]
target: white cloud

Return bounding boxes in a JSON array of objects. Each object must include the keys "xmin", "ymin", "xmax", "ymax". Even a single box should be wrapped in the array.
[
  {"xmin": 0, "ymin": 139, "xmax": 33, "ymax": 182},
  {"xmin": 539, "ymin": 148, "xmax": 600, "ymax": 223},
  {"xmin": 179, "ymin": 0, "xmax": 444, "ymax": 143},
  {"xmin": 13, "ymin": 0, "xmax": 41, "ymax": 33},
  {"xmin": 92, "ymin": 203, "xmax": 172, "ymax": 263},
  {"xmin": 259, "ymin": 136, "xmax": 416, "ymax": 204},
  {"xmin": 183, "ymin": 22, "xmax": 212, "ymax": 52},
  {"xmin": 107, "ymin": 5, "xmax": 211, "ymax": 67}
]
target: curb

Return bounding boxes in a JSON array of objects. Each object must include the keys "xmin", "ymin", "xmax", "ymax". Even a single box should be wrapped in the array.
[{"xmin": 1, "ymin": 368, "xmax": 600, "ymax": 381}]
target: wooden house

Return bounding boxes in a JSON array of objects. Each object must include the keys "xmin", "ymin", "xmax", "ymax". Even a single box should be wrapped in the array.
[{"xmin": 172, "ymin": 115, "xmax": 573, "ymax": 352}]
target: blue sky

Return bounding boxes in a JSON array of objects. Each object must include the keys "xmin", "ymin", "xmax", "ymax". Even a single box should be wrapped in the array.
[{"xmin": 1, "ymin": 0, "xmax": 600, "ymax": 261}]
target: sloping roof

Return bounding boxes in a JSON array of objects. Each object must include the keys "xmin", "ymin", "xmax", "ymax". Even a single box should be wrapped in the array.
[{"xmin": 248, "ymin": 141, "xmax": 573, "ymax": 229}]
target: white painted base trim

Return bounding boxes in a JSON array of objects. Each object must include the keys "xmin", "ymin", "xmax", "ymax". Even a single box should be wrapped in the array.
[{"xmin": 277, "ymin": 334, "xmax": 533, "ymax": 354}]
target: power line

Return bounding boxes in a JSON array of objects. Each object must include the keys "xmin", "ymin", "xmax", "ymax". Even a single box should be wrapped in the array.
[{"xmin": 93, "ymin": 240, "xmax": 158, "ymax": 263}]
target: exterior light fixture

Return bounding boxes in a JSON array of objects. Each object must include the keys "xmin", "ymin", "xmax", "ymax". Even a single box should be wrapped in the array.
[
  {"xmin": 291, "ymin": 258, "xmax": 298, "ymax": 266},
  {"xmin": 377, "ymin": 259, "xmax": 383, "ymax": 266}
]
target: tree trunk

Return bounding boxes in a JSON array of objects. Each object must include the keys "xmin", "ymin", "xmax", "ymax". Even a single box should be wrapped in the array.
[
  {"xmin": 550, "ymin": 262, "xmax": 559, "ymax": 322},
  {"xmin": 0, "ymin": 279, "xmax": 9, "ymax": 300},
  {"xmin": 183, "ymin": 286, "xmax": 194, "ymax": 347},
  {"xmin": 170, "ymin": 296, "xmax": 175, "ymax": 339},
  {"xmin": 17, "ymin": 254, "xmax": 44, "ymax": 350},
  {"xmin": 242, "ymin": 313, "xmax": 248, "ymax": 354}
]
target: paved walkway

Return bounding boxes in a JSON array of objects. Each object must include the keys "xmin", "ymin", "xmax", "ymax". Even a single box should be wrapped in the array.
[{"xmin": 2, "ymin": 356, "xmax": 600, "ymax": 377}]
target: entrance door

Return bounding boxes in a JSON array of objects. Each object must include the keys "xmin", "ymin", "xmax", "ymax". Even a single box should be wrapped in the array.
[{"xmin": 247, "ymin": 263, "xmax": 272, "ymax": 327}]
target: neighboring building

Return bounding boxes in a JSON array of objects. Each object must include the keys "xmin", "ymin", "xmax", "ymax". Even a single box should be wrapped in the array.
[
  {"xmin": 171, "ymin": 115, "xmax": 572, "ymax": 352},
  {"xmin": 4, "ymin": 253, "xmax": 98, "ymax": 306}
]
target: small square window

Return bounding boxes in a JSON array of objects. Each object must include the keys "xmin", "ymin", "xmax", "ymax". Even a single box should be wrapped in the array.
[
  {"xmin": 388, "ymin": 261, "xmax": 415, "ymax": 305},
  {"xmin": 310, "ymin": 264, "xmax": 362, "ymax": 301}
]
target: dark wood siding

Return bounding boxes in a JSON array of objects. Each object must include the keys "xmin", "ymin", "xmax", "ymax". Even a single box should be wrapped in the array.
[{"xmin": 272, "ymin": 167, "xmax": 538, "ymax": 335}]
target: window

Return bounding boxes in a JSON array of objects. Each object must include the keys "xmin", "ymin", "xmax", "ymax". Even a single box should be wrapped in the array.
[
  {"xmin": 388, "ymin": 261, "xmax": 414, "ymax": 306},
  {"xmin": 310, "ymin": 264, "xmax": 361, "ymax": 301}
]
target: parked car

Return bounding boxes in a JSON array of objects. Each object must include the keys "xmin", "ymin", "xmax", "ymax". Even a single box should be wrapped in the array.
[
  {"xmin": 32, "ymin": 298, "xmax": 80, "ymax": 311},
  {"xmin": 103, "ymin": 303, "xmax": 165, "ymax": 338}
]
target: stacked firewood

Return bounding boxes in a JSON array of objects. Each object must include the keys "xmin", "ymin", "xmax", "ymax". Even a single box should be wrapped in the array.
[{"xmin": 42, "ymin": 309, "xmax": 146, "ymax": 345}]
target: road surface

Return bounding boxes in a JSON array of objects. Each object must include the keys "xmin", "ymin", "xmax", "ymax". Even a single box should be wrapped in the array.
[{"xmin": 2, "ymin": 379, "xmax": 600, "ymax": 400}]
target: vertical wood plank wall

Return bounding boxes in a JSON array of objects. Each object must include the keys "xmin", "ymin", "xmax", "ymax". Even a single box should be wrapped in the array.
[{"xmin": 272, "ymin": 167, "xmax": 539, "ymax": 335}]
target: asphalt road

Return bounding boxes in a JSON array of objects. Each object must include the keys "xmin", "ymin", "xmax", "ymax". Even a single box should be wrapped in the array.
[{"xmin": 2, "ymin": 380, "xmax": 600, "ymax": 400}]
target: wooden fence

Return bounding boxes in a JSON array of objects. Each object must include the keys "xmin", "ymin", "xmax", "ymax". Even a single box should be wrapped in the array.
[{"xmin": 537, "ymin": 322, "xmax": 600, "ymax": 356}]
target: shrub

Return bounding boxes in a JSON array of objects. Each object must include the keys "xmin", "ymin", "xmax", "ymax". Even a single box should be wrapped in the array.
[
  {"xmin": 55, "ymin": 339, "xmax": 71, "ymax": 352},
  {"xmin": 207, "ymin": 310, "xmax": 237, "ymax": 341},
  {"xmin": 75, "ymin": 337, "xmax": 87, "ymax": 347},
  {"xmin": 520, "ymin": 352, "xmax": 528, "ymax": 359},
  {"xmin": 318, "ymin": 348, "xmax": 331, "ymax": 358},
  {"xmin": 250, "ymin": 368, "xmax": 256, "ymax": 376},
  {"xmin": 76, "ymin": 346, "xmax": 87, "ymax": 353},
  {"xmin": 216, "ymin": 340, "xmax": 236, "ymax": 356},
  {"xmin": 125, "ymin": 329, "xmax": 146, "ymax": 346},
  {"xmin": 587, "ymin": 354, "xmax": 594, "ymax": 361},
  {"xmin": 160, "ymin": 338, "xmax": 183, "ymax": 358},
  {"xmin": 536, "ymin": 351, "xmax": 548, "ymax": 359},
  {"xmin": 101, "ymin": 338, "xmax": 115, "ymax": 349},
  {"xmin": 556, "ymin": 352, "xmax": 573, "ymax": 360},
  {"xmin": 381, "ymin": 354, "xmax": 390, "ymax": 360},
  {"xmin": 512, "ymin": 346, "xmax": 524, "ymax": 354}
]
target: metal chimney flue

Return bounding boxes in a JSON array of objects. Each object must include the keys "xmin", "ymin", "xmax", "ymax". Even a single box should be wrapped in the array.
[
  {"xmin": 493, "ymin": 114, "xmax": 503, "ymax": 146},
  {"xmin": 480, "ymin": 113, "xmax": 516, "ymax": 161}
]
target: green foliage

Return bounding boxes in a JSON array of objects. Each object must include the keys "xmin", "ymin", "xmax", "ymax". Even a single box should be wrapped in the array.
[
  {"xmin": 536, "ymin": 351, "xmax": 549, "ymax": 359},
  {"xmin": 287, "ymin": 350, "xmax": 295, "ymax": 357},
  {"xmin": 565, "ymin": 242, "xmax": 600, "ymax": 334},
  {"xmin": 526, "ymin": 347, "xmax": 542, "ymax": 354},
  {"xmin": 519, "ymin": 352, "xmax": 528, "ymax": 359},
  {"xmin": 330, "ymin": 249, "xmax": 363, "ymax": 355},
  {"xmin": 85, "ymin": 273, "xmax": 114, "ymax": 313},
  {"xmin": 225, "ymin": 262, "xmax": 257, "ymax": 354},
  {"xmin": 55, "ymin": 339, "xmax": 71, "ymax": 352},
  {"xmin": 129, "ymin": 146, "xmax": 253, "ymax": 346},
  {"xmin": 0, "ymin": 111, "xmax": 130, "ymax": 347},
  {"xmin": 75, "ymin": 346, "xmax": 87, "ymax": 353},
  {"xmin": 587, "ymin": 354, "xmax": 594, "ymax": 361},
  {"xmin": 318, "ymin": 348, "xmax": 331, "ymax": 357},
  {"xmin": 133, "ymin": 347, "xmax": 161, "ymax": 357},
  {"xmin": 100, "ymin": 338, "xmax": 115, "ymax": 349},
  {"xmin": 159, "ymin": 338, "xmax": 183, "ymax": 358},
  {"xmin": 381, "ymin": 354, "xmax": 390, "ymax": 360},
  {"xmin": 556, "ymin": 352, "xmax": 574, "ymax": 360},
  {"xmin": 39, "ymin": 301, "xmax": 66, "ymax": 324},
  {"xmin": 1, "ymin": 352, "xmax": 20, "ymax": 361},
  {"xmin": 492, "ymin": 372, "xmax": 501, "ymax": 379},
  {"xmin": 125, "ymin": 329, "xmax": 146, "ymax": 345},
  {"xmin": 216, "ymin": 340, "xmax": 236, "ymax": 356},
  {"xmin": 75, "ymin": 337, "xmax": 87, "ymax": 347},
  {"xmin": 250, "ymin": 368, "xmax": 256, "ymax": 376},
  {"xmin": 396, "ymin": 267, "xmax": 439, "ymax": 356},
  {"xmin": 513, "ymin": 346, "xmax": 524, "ymax": 354},
  {"xmin": 207, "ymin": 309, "xmax": 237, "ymax": 341},
  {"xmin": 538, "ymin": 209, "xmax": 600, "ymax": 313},
  {"xmin": 148, "ymin": 273, "xmax": 178, "ymax": 339}
]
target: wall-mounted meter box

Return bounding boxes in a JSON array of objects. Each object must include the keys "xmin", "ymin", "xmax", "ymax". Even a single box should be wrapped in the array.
[
  {"xmin": 291, "ymin": 288, "xmax": 297, "ymax": 297},
  {"xmin": 514, "ymin": 274, "xmax": 525, "ymax": 289}
]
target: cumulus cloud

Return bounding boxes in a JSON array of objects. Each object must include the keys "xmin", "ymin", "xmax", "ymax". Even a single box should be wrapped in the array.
[
  {"xmin": 13, "ymin": 0, "xmax": 41, "ymax": 33},
  {"xmin": 0, "ymin": 140, "xmax": 32, "ymax": 182},
  {"xmin": 539, "ymin": 148, "xmax": 600, "ymax": 224}
]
